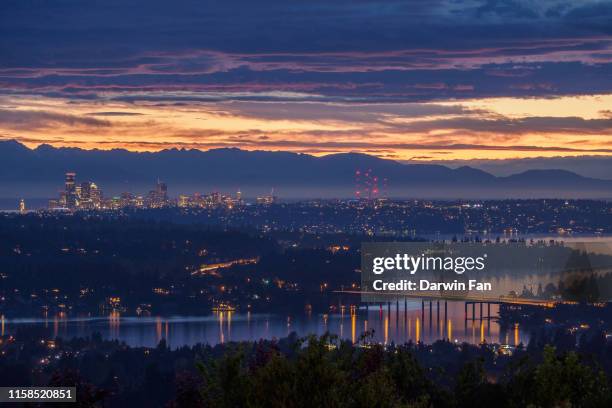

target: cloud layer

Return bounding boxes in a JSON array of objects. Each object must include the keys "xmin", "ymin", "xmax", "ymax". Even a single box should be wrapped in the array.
[{"xmin": 0, "ymin": 0, "xmax": 611, "ymax": 159}]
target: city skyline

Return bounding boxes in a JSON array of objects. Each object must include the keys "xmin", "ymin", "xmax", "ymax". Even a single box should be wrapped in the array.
[
  {"xmin": 0, "ymin": 1, "xmax": 611, "ymax": 161},
  {"xmin": 43, "ymin": 171, "xmax": 270, "ymax": 211}
]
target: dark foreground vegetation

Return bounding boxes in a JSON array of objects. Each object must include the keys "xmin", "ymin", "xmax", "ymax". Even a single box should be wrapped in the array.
[{"xmin": 2, "ymin": 327, "xmax": 612, "ymax": 407}]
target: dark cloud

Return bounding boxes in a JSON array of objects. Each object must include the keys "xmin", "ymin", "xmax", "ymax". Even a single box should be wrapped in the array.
[
  {"xmin": 476, "ymin": 0, "xmax": 540, "ymax": 19},
  {"xmin": 387, "ymin": 116, "xmax": 612, "ymax": 135},
  {"xmin": 86, "ymin": 112, "xmax": 145, "ymax": 117},
  {"xmin": 0, "ymin": 109, "xmax": 110, "ymax": 130},
  {"xmin": 0, "ymin": 1, "xmax": 610, "ymax": 103},
  {"xmin": 162, "ymin": 142, "xmax": 599, "ymax": 155},
  {"xmin": 1, "ymin": 60, "xmax": 609, "ymax": 104},
  {"xmin": 210, "ymin": 101, "xmax": 478, "ymax": 123}
]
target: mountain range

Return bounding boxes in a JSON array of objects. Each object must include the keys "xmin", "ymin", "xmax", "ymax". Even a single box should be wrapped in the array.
[
  {"xmin": 405, "ymin": 156, "xmax": 612, "ymax": 180},
  {"xmin": 1, "ymin": 140, "xmax": 611, "ymax": 199}
]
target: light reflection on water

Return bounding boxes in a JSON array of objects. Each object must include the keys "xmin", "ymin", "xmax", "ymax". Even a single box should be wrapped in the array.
[{"xmin": 2, "ymin": 301, "xmax": 528, "ymax": 349}]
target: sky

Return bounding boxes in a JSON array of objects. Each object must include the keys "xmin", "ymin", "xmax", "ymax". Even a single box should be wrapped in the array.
[{"xmin": 0, "ymin": 0, "xmax": 611, "ymax": 161}]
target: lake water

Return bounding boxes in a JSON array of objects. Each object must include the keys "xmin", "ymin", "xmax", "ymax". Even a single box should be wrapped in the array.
[
  {"xmin": 1, "ymin": 301, "xmax": 527, "ymax": 348},
  {"xmin": 2, "ymin": 234, "xmax": 607, "ymax": 348}
]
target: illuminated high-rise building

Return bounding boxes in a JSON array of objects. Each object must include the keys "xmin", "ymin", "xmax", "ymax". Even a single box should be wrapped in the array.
[
  {"xmin": 89, "ymin": 182, "xmax": 101, "ymax": 208},
  {"xmin": 75, "ymin": 180, "xmax": 101, "ymax": 209},
  {"xmin": 134, "ymin": 195, "xmax": 144, "ymax": 208},
  {"xmin": 19, "ymin": 198, "xmax": 26, "ymax": 214},
  {"xmin": 49, "ymin": 174, "xmax": 102, "ymax": 211},
  {"xmin": 65, "ymin": 172, "xmax": 77, "ymax": 209},
  {"xmin": 80, "ymin": 181, "xmax": 91, "ymax": 199},
  {"xmin": 156, "ymin": 180, "xmax": 168, "ymax": 201},
  {"xmin": 178, "ymin": 194, "xmax": 189, "ymax": 207},
  {"xmin": 146, "ymin": 179, "xmax": 168, "ymax": 208},
  {"xmin": 59, "ymin": 192, "xmax": 67, "ymax": 207},
  {"xmin": 78, "ymin": 181, "xmax": 92, "ymax": 209},
  {"xmin": 192, "ymin": 192, "xmax": 204, "ymax": 207},
  {"xmin": 120, "ymin": 192, "xmax": 134, "ymax": 207},
  {"xmin": 146, "ymin": 180, "xmax": 169, "ymax": 208},
  {"xmin": 256, "ymin": 189, "xmax": 277, "ymax": 205}
]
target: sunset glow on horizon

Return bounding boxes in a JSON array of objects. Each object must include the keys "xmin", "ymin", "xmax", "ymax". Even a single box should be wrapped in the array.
[
  {"xmin": 2, "ymin": 93, "xmax": 611, "ymax": 161},
  {"xmin": 1, "ymin": 0, "xmax": 611, "ymax": 162}
]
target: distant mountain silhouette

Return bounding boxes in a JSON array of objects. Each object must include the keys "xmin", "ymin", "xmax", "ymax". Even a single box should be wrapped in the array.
[
  {"xmin": 402, "ymin": 156, "xmax": 612, "ymax": 180},
  {"xmin": 1, "ymin": 140, "xmax": 611, "ymax": 199}
]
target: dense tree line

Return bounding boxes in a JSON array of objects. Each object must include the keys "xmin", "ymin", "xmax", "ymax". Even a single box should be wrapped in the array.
[
  {"xmin": 2, "ymin": 327, "xmax": 612, "ymax": 407},
  {"xmin": 196, "ymin": 334, "xmax": 611, "ymax": 408}
]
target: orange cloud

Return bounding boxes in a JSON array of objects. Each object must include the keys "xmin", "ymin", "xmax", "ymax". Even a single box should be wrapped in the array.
[{"xmin": 1, "ymin": 93, "xmax": 611, "ymax": 161}]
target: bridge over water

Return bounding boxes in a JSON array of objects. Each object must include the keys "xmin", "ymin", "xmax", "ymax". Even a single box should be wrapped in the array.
[
  {"xmin": 335, "ymin": 290, "xmax": 557, "ymax": 307},
  {"xmin": 334, "ymin": 290, "xmax": 559, "ymax": 323}
]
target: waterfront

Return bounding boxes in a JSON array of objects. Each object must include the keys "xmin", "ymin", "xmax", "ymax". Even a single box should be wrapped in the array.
[{"xmin": 1, "ymin": 301, "xmax": 527, "ymax": 349}]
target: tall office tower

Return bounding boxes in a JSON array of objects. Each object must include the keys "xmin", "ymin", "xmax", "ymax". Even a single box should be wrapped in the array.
[
  {"xmin": 19, "ymin": 198, "xmax": 26, "ymax": 214},
  {"xmin": 236, "ymin": 189, "xmax": 242, "ymax": 201},
  {"xmin": 65, "ymin": 172, "xmax": 77, "ymax": 209},
  {"xmin": 89, "ymin": 182, "xmax": 101, "ymax": 208},
  {"xmin": 80, "ymin": 181, "xmax": 91, "ymax": 200},
  {"xmin": 146, "ymin": 179, "xmax": 167, "ymax": 208},
  {"xmin": 77, "ymin": 181, "xmax": 94, "ymax": 209},
  {"xmin": 146, "ymin": 190, "xmax": 157, "ymax": 208},
  {"xmin": 59, "ymin": 192, "xmax": 67, "ymax": 207},
  {"xmin": 158, "ymin": 182, "xmax": 168, "ymax": 200}
]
